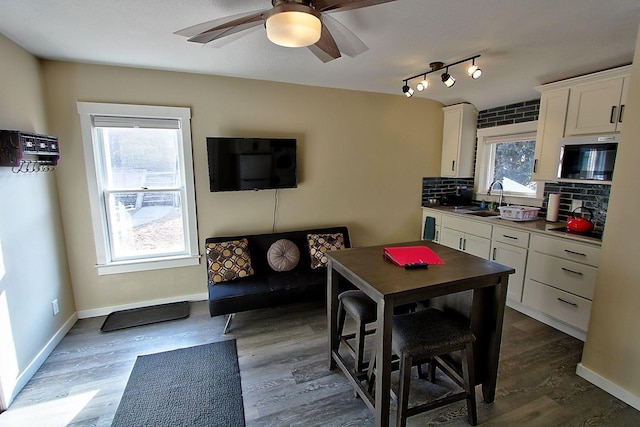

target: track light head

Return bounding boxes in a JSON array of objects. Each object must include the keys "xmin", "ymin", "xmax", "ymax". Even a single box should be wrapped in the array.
[
  {"xmin": 416, "ymin": 77, "xmax": 429, "ymax": 91},
  {"xmin": 441, "ymin": 69, "xmax": 455, "ymax": 88},
  {"xmin": 402, "ymin": 84, "xmax": 414, "ymax": 98},
  {"xmin": 467, "ymin": 59, "xmax": 482, "ymax": 79}
]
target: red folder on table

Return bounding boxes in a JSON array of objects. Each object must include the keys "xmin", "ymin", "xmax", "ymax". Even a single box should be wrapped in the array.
[{"xmin": 383, "ymin": 245, "xmax": 445, "ymax": 266}]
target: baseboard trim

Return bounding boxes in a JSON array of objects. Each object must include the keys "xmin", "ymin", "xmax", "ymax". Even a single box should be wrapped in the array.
[
  {"xmin": 76, "ymin": 292, "xmax": 208, "ymax": 319},
  {"xmin": 3, "ymin": 312, "xmax": 78, "ymax": 407},
  {"xmin": 576, "ymin": 363, "xmax": 640, "ymax": 411}
]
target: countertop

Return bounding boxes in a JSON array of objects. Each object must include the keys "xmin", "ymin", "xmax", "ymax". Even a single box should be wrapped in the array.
[{"xmin": 423, "ymin": 205, "xmax": 603, "ymax": 246}]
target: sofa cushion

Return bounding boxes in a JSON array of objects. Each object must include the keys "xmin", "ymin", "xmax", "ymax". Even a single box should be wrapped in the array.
[
  {"xmin": 206, "ymin": 238, "xmax": 255, "ymax": 283},
  {"xmin": 307, "ymin": 232, "xmax": 346, "ymax": 269},
  {"xmin": 267, "ymin": 239, "xmax": 300, "ymax": 272}
]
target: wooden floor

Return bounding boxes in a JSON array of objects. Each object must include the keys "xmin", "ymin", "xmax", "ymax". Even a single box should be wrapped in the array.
[{"xmin": 1, "ymin": 300, "xmax": 639, "ymax": 426}]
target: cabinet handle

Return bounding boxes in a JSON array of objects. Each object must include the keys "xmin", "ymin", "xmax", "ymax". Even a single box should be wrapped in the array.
[
  {"xmin": 533, "ymin": 159, "xmax": 538, "ymax": 174},
  {"xmin": 462, "ymin": 238, "xmax": 467, "ymax": 251},
  {"xmin": 561, "ymin": 267, "xmax": 584, "ymax": 276},
  {"xmin": 492, "ymin": 247, "xmax": 497, "ymax": 260},
  {"xmin": 435, "ymin": 230, "xmax": 439, "ymax": 241},
  {"xmin": 459, "ymin": 237, "xmax": 463, "ymax": 250},
  {"xmin": 557, "ymin": 298, "xmax": 578, "ymax": 308},
  {"xmin": 451, "ymin": 160, "xmax": 455, "ymax": 172},
  {"xmin": 502, "ymin": 234, "xmax": 518, "ymax": 240},
  {"xmin": 610, "ymin": 106, "xmax": 617, "ymax": 124},
  {"xmin": 619, "ymin": 104, "xmax": 625, "ymax": 123},
  {"xmin": 564, "ymin": 249, "xmax": 586, "ymax": 257}
]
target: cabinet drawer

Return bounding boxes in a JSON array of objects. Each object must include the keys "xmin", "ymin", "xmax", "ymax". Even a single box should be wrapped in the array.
[
  {"xmin": 523, "ymin": 279, "xmax": 592, "ymax": 331},
  {"xmin": 527, "ymin": 252, "xmax": 597, "ymax": 299},
  {"xmin": 492, "ymin": 226, "xmax": 530, "ymax": 249},
  {"xmin": 531, "ymin": 234, "xmax": 600, "ymax": 266},
  {"xmin": 442, "ymin": 216, "xmax": 492, "ymax": 239}
]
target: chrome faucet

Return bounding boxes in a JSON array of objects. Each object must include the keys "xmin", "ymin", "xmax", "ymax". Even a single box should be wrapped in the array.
[{"xmin": 487, "ymin": 180, "xmax": 504, "ymax": 209}]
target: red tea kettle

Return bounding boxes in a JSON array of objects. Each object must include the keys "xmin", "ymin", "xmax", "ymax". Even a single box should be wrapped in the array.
[{"xmin": 567, "ymin": 206, "xmax": 595, "ymax": 233}]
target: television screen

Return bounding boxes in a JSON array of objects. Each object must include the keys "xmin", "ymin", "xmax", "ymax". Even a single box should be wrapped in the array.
[{"xmin": 207, "ymin": 137, "xmax": 297, "ymax": 192}]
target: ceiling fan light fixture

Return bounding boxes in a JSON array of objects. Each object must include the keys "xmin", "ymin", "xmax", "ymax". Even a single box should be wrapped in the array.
[{"xmin": 265, "ymin": 5, "xmax": 322, "ymax": 48}]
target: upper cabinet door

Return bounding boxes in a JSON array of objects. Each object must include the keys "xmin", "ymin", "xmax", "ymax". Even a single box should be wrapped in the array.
[
  {"xmin": 564, "ymin": 77, "xmax": 626, "ymax": 136},
  {"xmin": 532, "ymin": 88, "xmax": 569, "ymax": 181},
  {"xmin": 440, "ymin": 104, "xmax": 477, "ymax": 178}
]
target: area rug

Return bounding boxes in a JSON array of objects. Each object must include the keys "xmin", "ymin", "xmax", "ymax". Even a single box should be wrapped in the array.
[
  {"xmin": 111, "ymin": 340, "xmax": 245, "ymax": 427},
  {"xmin": 100, "ymin": 301, "xmax": 189, "ymax": 332}
]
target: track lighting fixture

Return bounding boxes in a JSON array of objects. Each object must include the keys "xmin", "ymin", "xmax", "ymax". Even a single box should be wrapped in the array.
[
  {"xmin": 402, "ymin": 82, "xmax": 414, "ymax": 98},
  {"xmin": 401, "ymin": 54, "xmax": 482, "ymax": 97},
  {"xmin": 441, "ymin": 68, "xmax": 455, "ymax": 87},
  {"xmin": 416, "ymin": 76, "xmax": 429, "ymax": 91},
  {"xmin": 467, "ymin": 58, "xmax": 482, "ymax": 79}
]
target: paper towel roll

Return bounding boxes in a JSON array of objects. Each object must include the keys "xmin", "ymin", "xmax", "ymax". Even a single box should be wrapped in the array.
[{"xmin": 546, "ymin": 193, "xmax": 560, "ymax": 222}]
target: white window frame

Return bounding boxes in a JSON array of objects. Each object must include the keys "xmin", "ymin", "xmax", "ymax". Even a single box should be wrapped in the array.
[
  {"xmin": 77, "ymin": 102, "xmax": 200, "ymax": 275},
  {"xmin": 474, "ymin": 121, "xmax": 544, "ymax": 206}
]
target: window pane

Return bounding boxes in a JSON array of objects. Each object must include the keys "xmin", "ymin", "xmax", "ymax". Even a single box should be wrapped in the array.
[
  {"xmin": 493, "ymin": 140, "xmax": 537, "ymax": 195},
  {"xmin": 99, "ymin": 128, "xmax": 180, "ymax": 189},
  {"xmin": 106, "ymin": 192, "xmax": 185, "ymax": 260}
]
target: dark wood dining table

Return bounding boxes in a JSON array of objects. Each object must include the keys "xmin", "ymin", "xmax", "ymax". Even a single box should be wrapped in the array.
[{"xmin": 326, "ymin": 240, "xmax": 514, "ymax": 427}]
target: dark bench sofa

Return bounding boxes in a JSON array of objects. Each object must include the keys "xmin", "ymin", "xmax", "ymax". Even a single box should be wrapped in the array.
[{"xmin": 205, "ymin": 226, "xmax": 350, "ymax": 331}]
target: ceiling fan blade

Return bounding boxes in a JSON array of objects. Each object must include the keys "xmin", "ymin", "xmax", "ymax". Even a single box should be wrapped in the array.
[
  {"xmin": 321, "ymin": 14, "xmax": 368, "ymax": 58},
  {"xmin": 313, "ymin": 0, "xmax": 396, "ymax": 13},
  {"xmin": 308, "ymin": 23, "xmax": 341, "ymax": 62},
  {"xmin": 174, "ymin": 9, "xmax": 265, "ymax": 44}
]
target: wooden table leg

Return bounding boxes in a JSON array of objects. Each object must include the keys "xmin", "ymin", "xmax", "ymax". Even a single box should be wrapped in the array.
[
  {"xmin": 481, "ymin": 273, "xmax": 509, "ymax": 402},
  {"xmin": 328, "ymin": 263, "xmax": 339, "ymax": 370},
  {"xmin": 374, "ymin": 298, "xmax": 393, "ymax": 427}
]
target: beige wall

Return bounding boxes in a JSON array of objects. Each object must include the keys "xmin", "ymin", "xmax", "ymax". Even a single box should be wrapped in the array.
[
  {"xmin": 580, "ymin": 27, "xmax": 640, "ymax": 396},
  {"xmin": 41, "ymin": 61, "xmax": 444, "ymax": 313},
  {"xmin": 0, "ymin": 34, "xmax": 75, "ymax": 406}
]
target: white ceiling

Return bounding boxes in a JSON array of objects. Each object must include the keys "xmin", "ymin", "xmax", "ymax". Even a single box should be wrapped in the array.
[{"xmin": 0, "ymin": 0, "xmax": 639, "ymax": 110}]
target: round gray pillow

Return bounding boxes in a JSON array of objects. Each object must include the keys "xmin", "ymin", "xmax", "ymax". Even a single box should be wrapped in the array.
[{"xmin": 267, "ymin": 239, "xmax": 300, "ymax": 272}]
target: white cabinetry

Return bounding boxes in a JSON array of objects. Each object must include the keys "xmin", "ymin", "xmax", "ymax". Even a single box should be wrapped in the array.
[
  {"xmin": 440, "ymin": 215, "xmax": 491, "ymax": 259},
  {"xmin": 523, "ymin": 234, "xmax": 600, "ymax": 336},
  {"xmin": 490, "ymin": 226, "xmax": 530, "ymax": 303},
  {"xmin": 532, "ymin": 65, "xmax": 631, "ymax": 181},
  {"xmin": 421, "ymin": 208, "xmax": 442, "ymax": 243},
  {"xmin": 532, "ymin": 88, "xmax": 569, "ymax": 181},
  {"xmin": 440, "ymin": 104, "xmax": 478, "ymax": 178},
  {"xmin": 565, "ymin": 76, "xmax": 629, "ymax": 136}
]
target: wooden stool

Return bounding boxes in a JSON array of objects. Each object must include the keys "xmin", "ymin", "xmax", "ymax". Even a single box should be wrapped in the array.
[
  {"xmin": 391, "ymin": 308, "xmax": 477, "ymax": 426},
  {"xmin": 337, "ymin": 290, "xmax": 377, "ymax": 373}
]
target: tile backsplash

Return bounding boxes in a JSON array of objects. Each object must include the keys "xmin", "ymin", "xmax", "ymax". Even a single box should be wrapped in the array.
[
  {"xmin": 542, "ymin": 182, "xmax": 610, "ymax": 227},
  {"xmin": 421, "ymin": 177, "xmax": 474, "ymax": 205}
]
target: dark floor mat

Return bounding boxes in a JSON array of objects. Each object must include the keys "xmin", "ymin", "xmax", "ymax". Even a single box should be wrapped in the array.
[{"xmin": 101, "ymin": 301, "xmax": 190, "ymax": 332}]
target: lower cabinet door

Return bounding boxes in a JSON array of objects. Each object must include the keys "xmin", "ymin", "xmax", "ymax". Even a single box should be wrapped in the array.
[
  {"xmin": 440, "ymin": 228, "xmax": 464, "ymax": 251},
  {"xmin": 523, "ymin": 279, "xmax": 592, "ymax": 331},
  {"xmin": 464, "ymin": 234, "xmax": 491, "ymax": 259},
  {"xmin": 491, "ymin": 241, "xmax": 527, "ymax": 302}
]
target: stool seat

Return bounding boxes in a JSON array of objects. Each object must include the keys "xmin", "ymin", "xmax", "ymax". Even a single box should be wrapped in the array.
[
  {"xmin": 339, "ymin": 290, "xmax": 377, "ymax": 323},
  {"xmin": 392, "ymin": 308, "xmax": 475, "ymax": 358}
]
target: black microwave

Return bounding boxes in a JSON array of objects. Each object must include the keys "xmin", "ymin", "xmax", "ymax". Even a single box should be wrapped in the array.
[{"xmin": 557, "ymin": 135, "xmax": 618, "ymax": 183}]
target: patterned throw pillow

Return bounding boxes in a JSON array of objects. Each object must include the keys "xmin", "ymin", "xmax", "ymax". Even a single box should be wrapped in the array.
[
  {"xmin": 307, "ymin": 233, "xmax": 345, "ymax": 269},
  {"xmin": 267, "ymin": 239, "xmax": 300, "ymax": 272},
  {"xmin": 206, "ymin": 238, "xmax": 255, "ymax": 283}
]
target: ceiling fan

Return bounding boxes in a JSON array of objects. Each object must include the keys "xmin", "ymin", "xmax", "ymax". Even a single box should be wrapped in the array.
[{"xmin": 174, "ymin": 0, "xmax": 396, "ymax": 62}]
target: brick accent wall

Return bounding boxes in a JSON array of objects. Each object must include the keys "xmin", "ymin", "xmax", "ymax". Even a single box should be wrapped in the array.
[
  {"xmin": 421, "ymin": 177, "xmax": 474, "ymax": 206},
  {"xmin": 477, "ymin": 99, "xmax": 540, "ymax": 128},
  {"xmin": 542, "ymin": 182, "xmax": 610, "ymax": 227}
]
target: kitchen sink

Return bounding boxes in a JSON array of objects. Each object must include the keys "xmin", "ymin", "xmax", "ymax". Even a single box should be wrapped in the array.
[{"xmin": 465, "ymin": 210, "xmax": 501, "ymax": 218}]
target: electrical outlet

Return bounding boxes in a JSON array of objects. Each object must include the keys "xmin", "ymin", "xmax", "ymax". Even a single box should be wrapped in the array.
[
  {"xmin": 571, "ymin": 200, "xmax": 583, "ymax": 212},
  {"xmin": 52, "ymin": 299, "xmax": 59, "ymax": 316}
]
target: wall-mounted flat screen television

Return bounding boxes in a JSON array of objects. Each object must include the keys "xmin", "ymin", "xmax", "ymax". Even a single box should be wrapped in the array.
[{"xmin": 207, "ymin": 137, "xmax": 297, "ymax": 192}]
